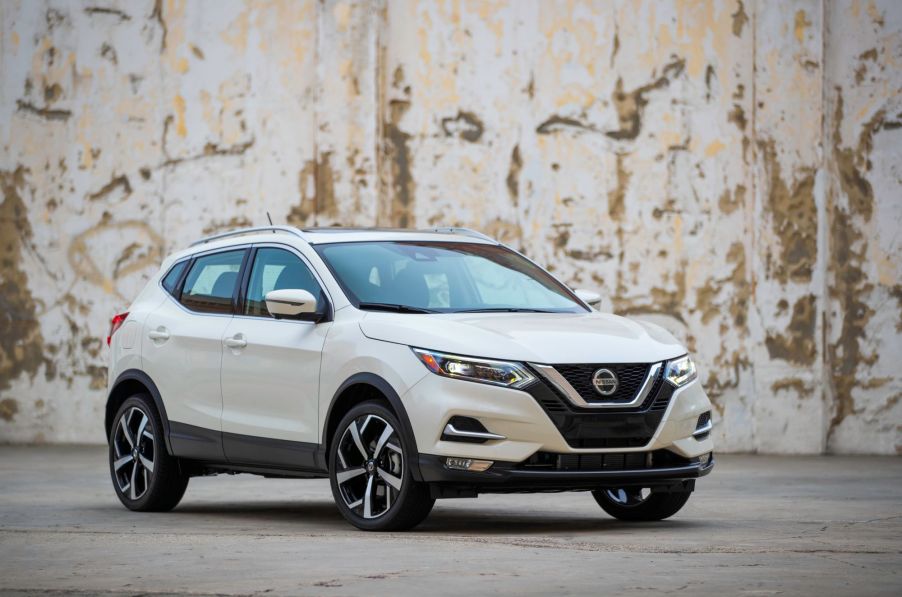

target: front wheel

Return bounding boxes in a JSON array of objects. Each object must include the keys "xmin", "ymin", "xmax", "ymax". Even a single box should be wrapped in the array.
[
  {"xmin": 329, "ymin": 401, "xmax": 434, "ymax": 531},
  {"xmin": 592, "ymin": 487, "xmax": 692, "ymax": 521}
]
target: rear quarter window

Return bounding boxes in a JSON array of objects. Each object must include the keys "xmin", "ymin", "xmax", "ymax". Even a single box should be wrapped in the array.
[{"xmin": 161, "ymin": 261, "xmax": 188, "ymax": 296}]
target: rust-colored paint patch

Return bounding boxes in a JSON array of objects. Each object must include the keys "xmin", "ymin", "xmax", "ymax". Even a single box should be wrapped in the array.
[
  {"xmin": 506, "ymin": 144, "xmax": 521, "ymax": 207},
  {"xmin": 440, "ymin": 110, "xmax": 484, "ymax": 143},
  {"xmin": 536, "ymin": 115, "xmax": 598, "ymax": 135},
  {"xmin": 202, "ymin": 215, "xmax": 253, "ymax": 235},
  {"xmin": 608, "ymin": 153, "xmax": 631, "ymax": 221},
  {"xmin": 287, "ymin": 152, "xmax": 337, "ymax": 226},
  {"xmin": 855, "ymin": 48, "xmax": 878, "ymax": 85},
  {"xmin": 693, "ymin": 242, "xmax": 749, "ymax": 329},
  {"xmin": 827, "ymin": 89, "xmax": 883, "ymax": 437},
  {"xmin": 728, "ymin": 104, "xmax": 747, "ymax": 131},
  {"xmin": 758, "ymin": 139, "xmax": 817, "ymax": 283},
  {"xmin": 151, "ymin": 0, "xmax": 167, "ymax": 50},
  {"xmin": 616, "ymin": 270, "xmax": 688, "ymax": 325},
  {"xmin": 0, "ymin": 168, "xmax": 48, "ymax": 394},
  {"xmin": 607, "ymin": 59, "xmax": 684, "ymax": 141},
  {"xmin": 16, "ymin": 100, "xmax": 71, "ymax": 121},
  {"xmin": 84, "ymin": 365, "xmax": 107, "ymax": 391},
  {"xmin": 718, "ymin": 184, "xmax": 746, "ymax": 215},
  {"xmin": 892, "ymin": 285, "xmax": 902, "ymax": 332},
  {"xmin": 771, "ymin": 379, "xmax": 812, "ymax": 397},
  {"xmin": 732, "ymin": 1, "xmax": 749, "ymax": 37},
  {"xmin": 765, "ymin": 295, "xmax": 818, "ymax": 366},
  {"xmin": 87, "ymin": 174, "xmax": 131, "ymax": 202},
  {"xmin": 68, "ymin": 215, "xmax": 164, "ymax": 299},
  {"xmin": 383, "ymin": 84, "xmax": 415, "ymax": 228},
  {"xmin": 0, "ymin": 398, "xmax": 18, "ymax": 422},
  {"xmin": 726, "ymin": 242, "xmax": 750, "ymax": 330}
]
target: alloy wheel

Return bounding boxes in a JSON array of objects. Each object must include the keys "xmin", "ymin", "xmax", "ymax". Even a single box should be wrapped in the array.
[
  {"xmin": 335, "ymin": 414, "xmax": 404, "ymax": 519},
  {"xmin": 112, "ymin": 406, "xmax": 156, "ymax": 501}
]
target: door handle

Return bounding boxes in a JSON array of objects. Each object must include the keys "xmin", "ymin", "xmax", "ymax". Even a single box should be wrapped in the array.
[
  {"xmin": 224, "ymin": 335, "xmax": 247, "ymax": 349},
  {"xmin": 148, "ymin": 329, "xmax": 170, "ymax": 341}
]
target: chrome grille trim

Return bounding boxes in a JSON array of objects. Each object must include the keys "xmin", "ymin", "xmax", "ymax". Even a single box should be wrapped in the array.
[{"xmin": 529, "ymin": 362, "xmax": 663, "ymax": 410}]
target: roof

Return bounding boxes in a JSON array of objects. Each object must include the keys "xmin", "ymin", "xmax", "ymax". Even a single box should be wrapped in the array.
[{"xmin": 183, "ymin": 225, "xmax": 497, "ymax": 252}]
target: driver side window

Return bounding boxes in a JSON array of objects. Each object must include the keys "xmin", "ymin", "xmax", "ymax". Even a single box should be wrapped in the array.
[{"xmin": 244, "ymin": 248, "xmax": 323, "ymax": 317}]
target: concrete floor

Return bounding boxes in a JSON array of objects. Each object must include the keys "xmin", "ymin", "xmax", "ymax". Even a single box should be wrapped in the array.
[{"xmin": 0, "ymin": 447, "xmax": 900, "ymax": 596}]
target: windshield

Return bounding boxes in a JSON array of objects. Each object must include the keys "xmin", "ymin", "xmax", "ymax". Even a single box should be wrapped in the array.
[{"xmin": 314, "ymin": 241, "xmax": 587, "ymax": 314}]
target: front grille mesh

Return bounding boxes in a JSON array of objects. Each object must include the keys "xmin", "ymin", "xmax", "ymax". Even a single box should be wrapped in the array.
[{"xmin": 553, "ymin": 363, "xmax": 650, "ymax": 403}]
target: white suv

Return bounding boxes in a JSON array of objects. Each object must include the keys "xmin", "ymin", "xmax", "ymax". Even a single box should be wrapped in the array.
[{"xmin": 106, "ymin": 226, "xmax": 714, "ymax": 531}]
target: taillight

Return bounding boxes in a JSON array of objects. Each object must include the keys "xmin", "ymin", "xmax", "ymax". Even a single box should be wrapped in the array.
[{"xmin": 107, "ymin": 312, "xmax": 129, "ymax": 346}]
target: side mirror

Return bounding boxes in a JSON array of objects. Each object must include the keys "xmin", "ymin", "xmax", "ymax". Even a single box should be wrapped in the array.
[
  {"xmin": 265, "ymin": 288, "xmax": 317, "ymax": 319},
  {"xmin": 574, "ymin": 289, "xmax": 603, "ymax": 310}
]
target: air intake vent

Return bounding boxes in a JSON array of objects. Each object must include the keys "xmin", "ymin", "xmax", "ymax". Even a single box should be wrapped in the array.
[{"xmin": 693, "ymin": 411, "xmax": 712, "ymax": 441}]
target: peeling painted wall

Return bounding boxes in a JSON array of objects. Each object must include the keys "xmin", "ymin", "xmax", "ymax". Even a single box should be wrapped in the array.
[{"xmin": 1, "ymin": 0, "xmax": 900, "ymax": 453}]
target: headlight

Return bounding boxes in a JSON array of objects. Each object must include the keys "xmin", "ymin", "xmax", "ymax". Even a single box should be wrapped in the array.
[
  {"xmin": 412, "ymin": 348, "xmax": 536, "ymax": 388},
  {"xmin": 664, "ymin": 355, "xmax": 697, "ymax": 387}
]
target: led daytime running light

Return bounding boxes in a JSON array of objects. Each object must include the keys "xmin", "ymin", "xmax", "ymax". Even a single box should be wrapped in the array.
[{"xmin": 412, "ymin": 348, "xmax": 536, "ymax": 389}]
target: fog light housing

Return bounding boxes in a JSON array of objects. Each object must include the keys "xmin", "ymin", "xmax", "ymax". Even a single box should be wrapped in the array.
[{"xmin": 445, "ymin": 457, "xmax": 493, "ymax": 472}]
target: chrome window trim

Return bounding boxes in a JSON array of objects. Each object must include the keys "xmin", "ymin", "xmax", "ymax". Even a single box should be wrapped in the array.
[{"xmin": 529, "ymin": 362, "xmax": 663, "ymax": 410}]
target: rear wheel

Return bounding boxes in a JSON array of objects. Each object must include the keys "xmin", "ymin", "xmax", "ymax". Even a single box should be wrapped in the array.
[
  {"xmin": 109, "ymin": 394, "xmax": 188, "ymax": 512},
  {"xmin": 329, "ymin": 401, "xmax": 434, "ymax": 531},
  {"xmin": 592, "ymin": 487, "xmax": 692, "ymax": 521}
]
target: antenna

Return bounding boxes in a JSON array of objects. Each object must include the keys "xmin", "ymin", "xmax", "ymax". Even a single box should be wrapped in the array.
[{"xmin": 266, "ymin": 211, "xmax": 274, "ymax": 230}]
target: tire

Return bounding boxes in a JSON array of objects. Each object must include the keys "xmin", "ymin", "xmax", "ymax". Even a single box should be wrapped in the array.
[
  {"xmin": 592, "ymin": 487, "xmax": 692, "ymax": 521},
  {"xmin": 109, "ymin": 394, "xmax": 189, "ymax": 512},
  {"xmin": 329, "ymin": 401, "xmax": 434, "ymax": 531}
]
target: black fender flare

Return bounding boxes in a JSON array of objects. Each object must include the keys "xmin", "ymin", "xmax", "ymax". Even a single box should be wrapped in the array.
[
  {"xmin": 106, "ymin": 369, "xmax": 173, "ymax": 455},
  {"xmin": 319, "ymin": 372, "xmax": 423, "ymax": 481}
]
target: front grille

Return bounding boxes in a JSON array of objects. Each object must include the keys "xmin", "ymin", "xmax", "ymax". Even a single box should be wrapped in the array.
[
  {"xmin": 519, "ymin": 450, "xmax": 695, "ymax": 472},
  {"xmin": 525, "ymin": 366, "xmax": 675, "ymax": 450},
  {"xmin": 553, "ymin": 363, "xmax": 650, "ymax": 403}
]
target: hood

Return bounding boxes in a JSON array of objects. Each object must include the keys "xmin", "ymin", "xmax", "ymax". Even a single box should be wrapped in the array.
[{"xmin": 358, "ymin": 311, "xmax": 686, "ymax": 364}]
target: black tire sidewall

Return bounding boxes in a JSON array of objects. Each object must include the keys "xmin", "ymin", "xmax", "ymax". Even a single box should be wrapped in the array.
[
  {"xmin": 109, "ymin": 394, "xmax": 185, "ymax": 511},
  {"xmin": 593, "ymin": 488, "xmax": 692, "ymax": 521},
  {"xmin": 328, "ymin": 401, "xmax": 428, "ymax": 531}
]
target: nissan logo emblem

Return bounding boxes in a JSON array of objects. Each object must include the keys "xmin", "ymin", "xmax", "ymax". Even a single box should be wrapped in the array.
[{"xmin": 592, "ymin": 368, "xmax": 618, "ymax": 396}]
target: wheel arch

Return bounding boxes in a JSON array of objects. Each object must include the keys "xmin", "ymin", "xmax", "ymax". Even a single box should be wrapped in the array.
[
  {"xmin": 106, "ymin": 369, "xmax": 173, "ymax": 454},
  {"xmin": 320, "ymin": 373, "xmax": 422, "ymax": 481}
]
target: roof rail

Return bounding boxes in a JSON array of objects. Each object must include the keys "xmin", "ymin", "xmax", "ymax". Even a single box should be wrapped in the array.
[
  {"xmin": 426, "ymin": 227, "xmax": 497, "ymax": 242},
  {"xmin": 189, "ymin": 225, "xmax": 305, "ymax": 247}
]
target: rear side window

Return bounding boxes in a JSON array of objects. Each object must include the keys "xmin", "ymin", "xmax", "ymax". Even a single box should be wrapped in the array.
[
  {"xmin": 179, "ymin": 250, "xmax": 245, "ymax": 314},
  {"xmin": 161, "ymin": 261, "xmax": 188, "ymax": 296}
]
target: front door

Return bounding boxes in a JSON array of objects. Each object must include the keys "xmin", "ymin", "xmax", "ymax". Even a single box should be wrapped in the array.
[{"xmin": 220, "ymin": 246, "xmax": 331, "ymax": 469}]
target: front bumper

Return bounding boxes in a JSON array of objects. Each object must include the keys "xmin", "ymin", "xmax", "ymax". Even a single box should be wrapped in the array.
[
  {"xmin": 402, "ymin": 372, "xmax": 715, "ymax": 462},
  {"xmin": 417, "ymin": 452, "xmax": 715, "ymax": 496}
]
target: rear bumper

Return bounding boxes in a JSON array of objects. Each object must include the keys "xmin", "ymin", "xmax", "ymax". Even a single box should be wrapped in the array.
[{"xmin": 416, "ymin": 452, "xmax": 714, "ymax": 496}]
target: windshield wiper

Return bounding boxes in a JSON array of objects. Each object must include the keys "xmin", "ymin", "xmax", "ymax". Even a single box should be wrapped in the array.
[
  {"xmin": 453, "ymin": 307, "xmax": 555, "ymax": 313},
  {"xmin": 357, "ymin": 302, "xmax": 437, "ymax": 314}
]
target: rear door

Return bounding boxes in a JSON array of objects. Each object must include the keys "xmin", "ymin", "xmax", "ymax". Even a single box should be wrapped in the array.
[
  {"xmin": 141, "ymin": 248, "xmax": 248, "ymax": 460},
  {"xmin": 219, "ymin": 245, "xmax": 331, "ymax": 469}
]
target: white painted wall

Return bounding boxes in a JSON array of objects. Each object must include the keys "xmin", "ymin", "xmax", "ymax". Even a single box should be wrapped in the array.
[{"xmin": 1, "ymin": 0, "xmax": 899, "ymax": 453}]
